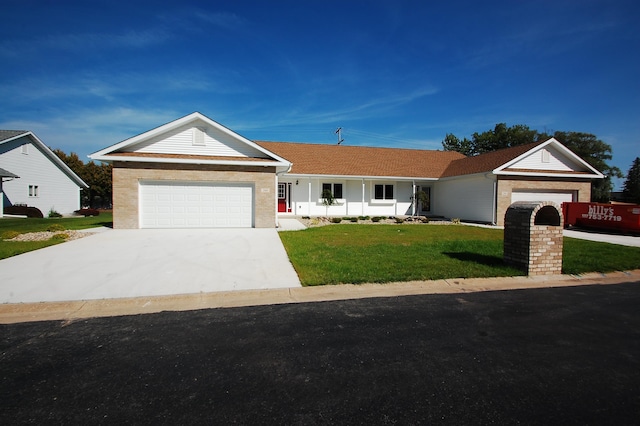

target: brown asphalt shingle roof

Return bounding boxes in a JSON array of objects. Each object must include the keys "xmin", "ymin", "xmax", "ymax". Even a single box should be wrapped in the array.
[{"xmin": 256, "ymin": 141, "xmax": 466, "ymax": 178}]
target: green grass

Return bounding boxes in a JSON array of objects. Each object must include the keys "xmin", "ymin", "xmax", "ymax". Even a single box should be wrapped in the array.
[
  {"xmin": 279, "ymin": 224, "xmax": 640, "ymax": 286},
  {"xmin": 0, "ymin": 212, "xmax": 112, "ymax": 259}
]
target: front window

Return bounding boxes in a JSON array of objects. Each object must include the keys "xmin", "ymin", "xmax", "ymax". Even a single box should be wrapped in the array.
[
  {"xmin": 374, "ymin": 184, "xmax": 393, "ymax": 200},
  {"xmin": 322, "ymin": 183, "xmax": 343, "ymax": 199}
]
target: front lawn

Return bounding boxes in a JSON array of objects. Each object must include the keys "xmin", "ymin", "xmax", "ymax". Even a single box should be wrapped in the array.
[
  {"xmin": 0, "ymin": 212, "xmax": 112, "ymax": 260},
  {"xmin": 278, "ymin": 224, "xmax": 640, "ymax": 286}
]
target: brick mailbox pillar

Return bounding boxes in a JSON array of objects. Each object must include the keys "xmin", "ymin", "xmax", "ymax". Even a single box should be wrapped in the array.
[{"xmin": 504, "ymin": 201, "xmax": 564, "ymax": 276}]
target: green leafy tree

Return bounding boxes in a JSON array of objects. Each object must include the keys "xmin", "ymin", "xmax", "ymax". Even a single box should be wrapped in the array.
[
  {"xmin": 52, "ymin": 149, "xmax": 113, "ymax": 208},
  {"xmin": 551, "ymin": 131, "xmax": 622, "ymax": 203},
  {"xmin": 442, "ymin": 124, "xmax": 620, "ymax": 202},
  {"xmin": 622, "ymin": 157, "xmax": 640, "ymax": 203}
]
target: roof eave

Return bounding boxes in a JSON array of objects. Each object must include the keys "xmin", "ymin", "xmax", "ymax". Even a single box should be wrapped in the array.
[
  {"xmin": 494, "ymin": 170, "xmax": 604, "ymax": 179},
  {"xmin": 282, "ymin": 173, "xmax": 440, "ymax": 181},
  {"xmin": 93, "ymin": 154, "xmax": 289, "ymax": 168}
]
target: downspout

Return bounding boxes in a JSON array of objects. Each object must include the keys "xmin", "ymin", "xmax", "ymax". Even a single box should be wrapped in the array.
[{"xmin": 275, "ymin": 163, "xmax": 293, "ymax": 227}]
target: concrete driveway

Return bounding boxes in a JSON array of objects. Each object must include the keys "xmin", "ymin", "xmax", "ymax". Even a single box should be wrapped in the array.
[{"xmin": 0, "ymin": 228, "xmax": 301, "ymax": 304}]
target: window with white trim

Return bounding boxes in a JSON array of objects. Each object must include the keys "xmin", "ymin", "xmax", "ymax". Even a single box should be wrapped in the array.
[
  {"xmin": 374, "ymin": 184, "xmax": 394, "ymax": 200},
  {"xmin": 321, "ymin": 183, "xmax": 343, "ymax": 199},
  {"xmin": 28, "ymin": 185, "xmax": 39, "ymax": 197}
]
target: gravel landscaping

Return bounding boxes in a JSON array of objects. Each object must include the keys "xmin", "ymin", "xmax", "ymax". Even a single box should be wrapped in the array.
[{"xmin": 3, "ymin": 230, "xmax": 91, "ymax": 242}]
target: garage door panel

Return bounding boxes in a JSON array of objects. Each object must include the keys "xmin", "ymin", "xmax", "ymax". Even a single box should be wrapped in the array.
[{"xmin": 140, "ymin": 181, "xmax": 253, "ymax": 228}]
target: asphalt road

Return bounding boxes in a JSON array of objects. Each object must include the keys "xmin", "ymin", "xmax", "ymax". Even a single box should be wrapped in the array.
[{"xmin": 2, "ymin": 282, "xmax": 640, "ymax": 425}]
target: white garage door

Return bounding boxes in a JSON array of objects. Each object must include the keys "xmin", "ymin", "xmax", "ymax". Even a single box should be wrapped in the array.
[
  {"xmin": 511, "ymin": 190, "xmax": 576, "ymax": 206},
  {"xmin": 140, "ymin": 181, "xmax": 253, "ymax": 228}
]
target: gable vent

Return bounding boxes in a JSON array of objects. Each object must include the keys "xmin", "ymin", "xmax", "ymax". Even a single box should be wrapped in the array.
[
  {"xmin": 192, "ymin": 127, "xmax": 206, "ymax": 146},
  {"xmin": 541, "ymin": 149, "xmax": 550, "ymax": 163}
]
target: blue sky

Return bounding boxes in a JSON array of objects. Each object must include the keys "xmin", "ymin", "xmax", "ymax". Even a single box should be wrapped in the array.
[{"xmin": 1, "ymin": 0, "xmax": 638, "ymax": 188}]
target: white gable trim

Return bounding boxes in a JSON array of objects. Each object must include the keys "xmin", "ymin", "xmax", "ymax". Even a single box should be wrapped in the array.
[
  {"xmin": 89, "ymin": 112, "xmax": 291, "ymax": 168},
  {"xmin": 0, "ymin": 131, "xmax": 89, "ymax": 189},
  {"xmin": 493, "ymin": 138, "xmax": 604, "ymax": 178}
]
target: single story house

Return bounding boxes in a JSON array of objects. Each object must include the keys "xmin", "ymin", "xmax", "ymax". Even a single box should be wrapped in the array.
[
  {"xmin": 89, "ymin": 112, "xmax": 603, "ymax": 229},
  {"xmin": 0, "ymin": 130, "xmax": 89, "ymax": 217}
]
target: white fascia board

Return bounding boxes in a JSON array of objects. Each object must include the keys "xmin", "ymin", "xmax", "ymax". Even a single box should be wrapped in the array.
[
  {"xmin": 89, "ymin": 112, "xmax": 290, "ymax": 164},
  {"xmin": 494, "ymin": 138, "xmax": 605, "ymax": 178},
  {"xmin": 93, "ymin": 154, "xmax": 289, "ymax": 168},
  {"xmin": 282, "ymin": 173, "xmax": 439, "ymax": 181},
  {"xmin": 7, "ymin": 131, "xmax": 90, "ymax": 189},
  {"xmin": 494, "ymin": 170, "xmax": 603, "ymax": 179}
]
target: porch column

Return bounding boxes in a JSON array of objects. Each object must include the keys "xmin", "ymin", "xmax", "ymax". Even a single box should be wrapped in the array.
[
  {"xmin": 308, "ymin": 178, "xmax": 312, "ymax": 216},
  {"xmin": 362, "ymin": 179, "xmax": 365, "ymax": 216},
  {"xmin": 412, "ymin": 181, "xmax": 416, "ymax": 216}
]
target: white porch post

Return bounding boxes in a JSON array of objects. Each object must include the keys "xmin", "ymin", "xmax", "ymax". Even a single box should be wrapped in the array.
[
  {"xmin": 412, "ymin": 181, "xmax": 416, "ymax": 216},
  {"xmin": 361, "ymin": 179, "xmax": 365, "ymax": 216},
  {"xmin": 308, "ymin": 178, "xmax": 312, "ymax": 216}
]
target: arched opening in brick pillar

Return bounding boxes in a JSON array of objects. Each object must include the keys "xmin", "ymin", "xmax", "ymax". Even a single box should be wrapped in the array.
[{"xmin": 534, "ymin": 205, "xmax": 561, "ymax": 226}]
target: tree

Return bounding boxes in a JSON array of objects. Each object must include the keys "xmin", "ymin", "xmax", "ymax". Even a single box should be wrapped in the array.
[
  {"xmin": 622, "ymin": 157, "xmax": 640, "ymax": 203},
  {"xmin": 52, "ymin": 149, "xmax": 113, "ymax": 208},
  {"xmin": 442, "ymin": 124, "xmax": 621, "ymax": 202},
  {"xmin": 551, "ymin": 131, "xmax": 622, "ymax": 203}
]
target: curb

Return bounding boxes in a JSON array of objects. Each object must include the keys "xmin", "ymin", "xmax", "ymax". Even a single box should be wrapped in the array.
[{"xmin": 1, "ymin": 270, "xmax": 639, "ymax": 324}]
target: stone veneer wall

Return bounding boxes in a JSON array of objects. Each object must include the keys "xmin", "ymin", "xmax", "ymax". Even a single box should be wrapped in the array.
[
  {"xmin": 496, "ymin": 177, "xmax": 591, "ymax": 226},
  {"xmin": 112, "ymin": 162, "xmax": 276, "ymax": 229},
  {"xmin": 503, "ymin": 201, "xmax": 564, "ymax": 276}
]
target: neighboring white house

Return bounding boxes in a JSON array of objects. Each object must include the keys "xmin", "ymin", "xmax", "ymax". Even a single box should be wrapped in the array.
[
  {"xmin": 89, "ymin": 113, "xmax": 604, "ymax": 229},
  {"xmin": 0, "ymin": 130, "xmax": 89, "ymax": 217}
]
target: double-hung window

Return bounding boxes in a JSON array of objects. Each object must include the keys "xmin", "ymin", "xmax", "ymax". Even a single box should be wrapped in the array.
[
  {"xmin": 321, "ymin": 183, "xmax": 343, "ymax": 199},
  {"xmin": 29, "ymin": 185, "xmax": 39, "ymax": 197},
  {"xmin": 374, "ymin": 184, "xmax": 394, "ymax": 200}
]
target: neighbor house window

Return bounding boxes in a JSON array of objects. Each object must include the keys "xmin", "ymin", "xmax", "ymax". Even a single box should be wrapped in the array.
[
  {"xmin": 322, "ymin": 183, "xmax": 343, "ymax": 199},
  {"xmin": 29, "ymin": 185, "xmax": 39, "ymax": 197},
  {"xmin": 374, "ymin": 184, "xmax": 394, "ymax": 200}
]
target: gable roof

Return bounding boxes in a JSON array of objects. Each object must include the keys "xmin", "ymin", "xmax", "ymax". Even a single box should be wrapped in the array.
[
  {"xmin": 256, "ymin": 141, "xmax": 466, "ymax": 179},
  {"xmin": 89, "ymin": 112, "xmax": 291, "ymax": 170},
  {"xmin": 0, "ymin": 130, "xmax": 89, "ymax": 188},
  {"xmin": 0, "ymin": 167, "xmax": 19, "ymax": 178},
  {"xmin": 442, "ymin": 138, "xmax": 603, "ymax": 179}
]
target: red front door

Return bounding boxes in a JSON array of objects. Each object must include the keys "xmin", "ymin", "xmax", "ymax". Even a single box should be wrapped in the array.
[{"xmin": 278, "ymin": 183, "xmax": 288, "ymax": 213}]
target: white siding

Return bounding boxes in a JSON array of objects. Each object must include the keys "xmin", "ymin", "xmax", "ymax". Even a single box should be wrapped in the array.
[
  {"xmin": 127, "ymin": 121, "xmax": 268, "ymax": 158},
  {"xmin": 433, "ymin": 175, "xmax": 496, "ymax": 223},
  {"xmin": 509, "ymin": 146, "xmax": 576, "ymax": 172},
  {"xmin": 0, "ymin": 136, "xmax": 81, "ymax": 215},
  {"xmin": 283, "ymin": 178, "xmax": 415, "ymax": 217}
]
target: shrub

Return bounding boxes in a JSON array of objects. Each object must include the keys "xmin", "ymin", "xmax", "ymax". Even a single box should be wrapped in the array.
[
  {"xmin": 371, "ymin": 217, "xmax": 382, "ymax": 222},
  {"xmin": 451, "ymin": 218, "xmax": 461, "ymax": 224},
  {"xmin": 48, "ymin": 208, "xmax": 62, "ymax": 218},
  {"xmin": 350, "ymin": 217, "xmax": 358, "ymax": 222},
  {"xmin": 395, "ymin": 217, "xmax": 405, "ymax": 224},
  {"xmin": 50, "ymin": 233, "xmax": 69, "ymax": 241},
  {"xmin": 421, "ymin": 217, "xmax": 430, "ymax": 223},
  {"xmin": 47, "ymin": 224, "xmax": 66, "ymax": 232},
  {"xmin": 75, "ymin": 208, "xmax": 100, "ymax": 217},
  {"xmin": 358, "ymin": 216, "xmax": 370, "ymax": 221},
  {"xmin": 331, "ymin": 217, "xmax": 343, "ymax": 223},
  {"xmin": 3, "ymin": 205, "xmax": 43, "ymax": 218},
  {"xmin": 1, "ymin": 230, "xmax": 21, "ymax": 240}
]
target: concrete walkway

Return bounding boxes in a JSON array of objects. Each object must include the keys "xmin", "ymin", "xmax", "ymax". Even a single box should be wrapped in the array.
[{"xmin": 0, "ymin": 228, "xmax": 301, "ymax": 305}]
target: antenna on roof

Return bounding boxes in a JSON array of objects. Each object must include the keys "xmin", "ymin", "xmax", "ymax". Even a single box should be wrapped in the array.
[{"xmin": 335, "ymin": 127, "xmax": 344, "ymax": 145}]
